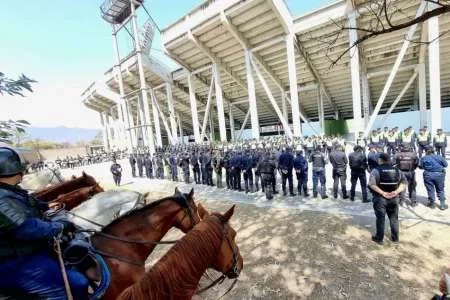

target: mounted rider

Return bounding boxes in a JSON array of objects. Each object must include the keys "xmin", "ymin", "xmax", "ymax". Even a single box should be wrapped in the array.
[{"xmin": 0, "ymin": 146, "xmax": 89, "ymax": 299}]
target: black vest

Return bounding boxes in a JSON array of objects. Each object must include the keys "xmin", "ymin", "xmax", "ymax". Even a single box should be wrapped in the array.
[{"xmin": 377, "ymin": 164, "xmax": 400, "ymax": 193}]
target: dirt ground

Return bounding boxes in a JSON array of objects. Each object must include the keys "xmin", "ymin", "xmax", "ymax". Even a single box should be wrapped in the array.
[{"xmin": 46, "ymin": 161, "xmax": 450, "ymax": 300}]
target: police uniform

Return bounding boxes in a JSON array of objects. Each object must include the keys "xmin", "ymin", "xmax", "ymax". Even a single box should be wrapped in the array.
[
  {"xmin": 0, "ymin": 147, "xmax": 88, "ymax": 299},
  {"xmin": 223, "ymin": 151, "xmax": 232, "ymax": 189},
  {"xmin": 241, "ymin": 151, "xmax": 254, "ymax": 193},
  {"xmin": 416, "ymin": 130, "xmax": 431, "ymax": 158},
  {"xmin": 278, "ymin": 149, "xmax": 295, "ymax": 196},
  {"xmin": 213, "ymin": 152, "xmax": 224, "ymax": 188},
  {"xmin": 204, "ymin": 151, "xmax": 213, "ymax": 186},
  {"xmin": 253, "ymin": 150, "xmax": 263, "ymax": 192},
  {"xmin": 257, "ymin": 153, "xmax": 276, "ymax": 200},
  {"xmin": 137, "ymin": 154, "xmax": 144, "ymax": 177},
  {"xmin": 190, "ymin": 152, "xmax": 201, "ymax": 184},
  {"xmin": 419, "ymin": 152, "xmax": 448, "ymax": 210},
  {"xmin": 385, "ymin": 132, "xmax": 398, "ymax": 156},
  {"xmin": 369, "ymin": 158, "xmax": 406, "ymax": 243},
  {"xmin": 309, "ymin": 149, "xmax": 328, "ymax": 199},
  {"xmin": 169, "ymin": 153, "xmax": 178, "ymax": 181},
  {"xmin": 230, "ymin": 151, "xmax": 243, "ymax": 191},
  {"xmin": 129, "ymin": 154, "xmax": 137, "ymax": 177},
  {"xmin": 180, "ymin": 152, "xmax": 190, "ymax": 183},
  {"xmin": 329, "ymin": 147, "xmax": 348, "ymax": 199},
  {"xmin": 395, "ymin": 148, "xmax": 419, "ymax": 206},
  {"xmin": 293, "ymin": 151, "xmax": 309, "ymax": 196},
  {"xmin": 110, "ymin": 161, "xmax": 122, "ymax": 186},
  {"xmin": 348, "ymin": 147, "xmax": 369, "ymax": 202},
  {"xmin": 434, "ymin": 131, "xmax": 447, "ymax": 157},
  {"xmin": 144, "ymin": 154, "xmax": 153, "ymax": 178}
]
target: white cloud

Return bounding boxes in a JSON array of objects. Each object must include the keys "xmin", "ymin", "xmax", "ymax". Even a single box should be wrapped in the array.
[{"xmin": 1, "ymin": 75, "xmax": 101, "ymax": 129}]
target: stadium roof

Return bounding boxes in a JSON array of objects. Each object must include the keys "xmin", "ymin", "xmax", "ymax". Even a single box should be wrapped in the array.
[{"xmin": 83, "ymin": 0, "xmax": 450, "ymax": 137}]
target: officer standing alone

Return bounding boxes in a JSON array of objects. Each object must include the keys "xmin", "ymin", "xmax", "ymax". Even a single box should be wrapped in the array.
[
  {"xmin": 329, "ymin": 145, "xmax": 349, "ymax": 199},
  {"xmin": 369, "ymin": 153, "xmax": 406, "ymax": 245},
  {"xmin": 110, "ymin": 159, "xmax": 122, "ymax": 186}
]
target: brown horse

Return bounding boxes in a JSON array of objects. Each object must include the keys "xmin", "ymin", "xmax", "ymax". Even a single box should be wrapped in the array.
[
  {"xmin": 32, "ymin": 172, "xmax": 99, "ymax": 202},
  {"xmin": 117, "ymin": 205, "xmax": 243, "ymax": 300},
  {"xmin": 89, "ymin": 187, "xmax": 201, "ymax": 299},
  {"xmin": 49, "ymin": 183, "xmax": 104, "ymax": 210}
]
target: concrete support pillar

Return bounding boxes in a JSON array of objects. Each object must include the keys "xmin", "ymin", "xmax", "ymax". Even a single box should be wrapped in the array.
[
  {"xmin": 428, "ymin": 6, "xmax": 441, "ymax": 132},
  {"xmin": 348, "ymin": 12, "xmax": 362, "ymax": 122},
  {"xmin": 361, "ymin": 72, "xmax": 371, "ymax": 127},
  {"xmin": 166, "ymin": 84, "xmax": 178, "ymax": 143},
  {"xmin": 177, "ymin": 113, "xmax": 184, "ymax": 144},
  {"xmin": 100, "ymin": 112, "xmax": 110, "ymax": 151},
  {"xmin": 286, "ymin": 33, "xmax": 301, "ymax": 137},
  {"xmin": 137, "ymin": 96, "xmax": 148, "ymax": 146},
  {"xmin": 130, "ymin": 2, "xmax": 155, "ymax": 154},
  {"xmin": 229, "ymin": 105, "xmax": 235, "ymax": 141},
  {"xmin": 317, "ymin": 86, "xmax": 325, "ymax": 136},
  {"xmin": 212, "ymin": 64, "xmax": 227, "ymax": 142},
  {"xmin": 418, "ymin": 63, "xmax": 427, "ymax": 127},
  {"xmin": 150, "ymin": 91, "xmax": 162, "ymax": 147},
  {"xmin": 281, "ymin": 90, "xmax": 288, "ymax": 123},
  {"xmin": 244, "ymin": 50, "xmax": 260, "ymax": 140},
  {"xmin": 125, "ymin": 100, "xmax": 137, "ymax": 147},
  {"xmin": 209, "ymin": 107, "xmax": 215, "ymax": 141},
  {"xmin": 187, "ymin": 73, "xmax": 201, "ymax": 142}
]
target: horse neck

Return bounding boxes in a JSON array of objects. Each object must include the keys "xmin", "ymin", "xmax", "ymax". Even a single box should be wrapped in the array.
[
  {"xmin": 34, "ymin": 176, "xmax": 92, "ymax": 200},
  {"xmin": 120, "ymin": 219, "xmax": 223, "ymax": 299},
  {"xmin": 92, "ymin": 199, "xmax": 185, "ymax": 262}
]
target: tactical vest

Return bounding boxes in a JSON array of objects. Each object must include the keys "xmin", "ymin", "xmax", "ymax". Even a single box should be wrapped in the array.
[
  {"xmin": 435, "ymin": 134, "xmax": 446, "ymax": 144},
  {"xmin": 397, "ymin": 153, "xmax": 415, "ymax": 171},
  {"xmin": 387, "ymin": 135, "xmax": 396, "ymax": 143},
  {"xmin": 417, "ymin": 134, "xmax": 428, "ymax": 143},
  {"xmin": 371, "ymin": 134, "xmax": 380, "ymax": 143},
  {"xmin": 357, "ymin": 138, "xmax": 366, "ymax": 147},
  {"xmin": 311, "ymin": 153, "xmax": 325, "ymax": 169},
  {"xmin": 0, "ymin": 186, "xmax": 46, "ymax": 258},
  {"xmin": 377, "ymin": 164, "xmax": 400, "ymax": 193},
  {"xmin": 402, "ymin": 133, "xmax": 412, "ymax": 143}
]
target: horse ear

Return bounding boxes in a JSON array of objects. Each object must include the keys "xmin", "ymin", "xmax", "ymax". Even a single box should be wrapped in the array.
[
  {"xmin": 222, "ymin": 205, "xmax": 235, "ymax": 222},
  {"xmin": 174, "ymin": 187, "xmax": 181, "ymax": 196},
  {"xmin": 82, "ymin": 171, "xmax": 87, "ymax": 177},
  {"xmin": 188, "ymin": 188, "xmax": 194, "ymax": 199},
  {"xmin": 198, "ymin": 203, "xmax": 209, "ymax": 219}
]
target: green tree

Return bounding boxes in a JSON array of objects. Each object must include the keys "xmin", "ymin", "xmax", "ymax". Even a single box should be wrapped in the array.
[{"xmin": 0, "ymin": 72, "xmax": 36, "ymax": 143}]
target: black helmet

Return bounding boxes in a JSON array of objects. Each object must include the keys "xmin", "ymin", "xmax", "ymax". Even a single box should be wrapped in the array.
[{"xmin": 0, "ymin": 146, "xmax": 27, "ymax": 177}]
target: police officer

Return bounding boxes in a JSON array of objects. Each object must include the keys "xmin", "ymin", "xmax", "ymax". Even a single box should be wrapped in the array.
[
  {"xmin": 129, "ymin": 153, "xmax": 137, "ymax": 177},
  {"xmin": 253, "ymin": 149, "xmax": 263, "ymax": 192},
  {"xmin": 385, "ymin": 130, "xmax": 398, "ymax": 156},
  {"xmin": 367, "ymin": 147, "xmax": 380, "ymax": 173},
  {"xmin": 416, "ymin": 128, "xmax": 431, "ymax": 158},
  {"xmin": 329, "ymin": 145, "xmax": 349, "ymax": 199},
  {"xmin": 190, "ymin": 151, "xmax": 201, "ymax": 184},
  {"xmin": 419, "ymin": 148, "xmax": 448, "ymax": 210},
  {"xmin": 199, "ymin": 150, "xmax": 206, "ymax": 184},
  {"xmin": 400, "ymin": 127, "xmax": 415, "ymax": 152},
  {"xmin": 156, "ymin": 154, "xmax": 164, "ymax": 179},
  {"xmin": 293, "ymin": 150, "xmax": 309, "ymax": 196},
  {"xmin": 434, "ymin": 129, "xmax": 447, "ymax": 157},
  {"xmin": 356, "ymin": 132, "xmax": 367, "ymax": 154},
  {"xmin": 0, "ymin": 146, "xmax": 89, "ymax": 299},
  {"xmin": 395, "ymin": 145, "xmax": 419, "ymax": 206},
  {"xmin": 369, "ymin": 130, "xmax": 382, "ymax": 148},
  {"xmin": 348, "ymin": 146, "xmax": 369, "ymax": 203},
  {"xmin": 230, "ymin": 151, "xmax": 242, "ymax": 191},
  {"xmin": 110, "ymin": 158, "xmax": 122, "ymax": 186},
  {"xmin": 257, "ymin": 152, "xmax": 276, "ymax": 200},
  {"xmin": 213, "ymin": 150, "xmax": 224, "ymax": 188},
  {"xmin": 144, "ymin": 153, "xmax": 153, "ymax": 179},
  {"xmin": 137, "ymin": 153, "xmax": 144, "ymax": 177},
  {"xmin": 204, "ymin": 150, "xmax": 213, "ymax": 186},
  {"xmin": 180, "ymin": 151, "xmax": 190, "ymax": 183},
  {"xmin": 169, "ymin": 152, "xmax": 178, "ymax": 181},
  {"xmin": 309, "ymin": 146, "xmax": 328, "ymax": 199},
  {"xmin": 223, "ymin": 150, "xmax": 232, "ymax": 189},
  {"xmin": 278, "ymin": 147, "xmax": 295, "ymax": 196},
  {"xmin": 369, "ymin": 153, "xmax": 407, "ymax": 245},
  {"xmin": 242, "ymin": 149, "xmax": 254, "ymax": 193}
]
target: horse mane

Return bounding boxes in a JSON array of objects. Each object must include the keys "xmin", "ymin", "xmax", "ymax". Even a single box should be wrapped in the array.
[
  {"xmin": 117, "ymin": 215, "xmax": 224, "ymax": 300},
  {"xmin": 101, "ymin": 193, "xmax": 190, "ymax": 233}
]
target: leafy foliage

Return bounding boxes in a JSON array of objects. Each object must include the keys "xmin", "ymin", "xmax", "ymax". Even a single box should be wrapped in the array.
[
  {"xmin": 0, "ymin": 120, "xmax": 30, "ymax": 143},
  {"xmin": 0, "ymin": 72, "xmax": 37, "ymax": 97}
]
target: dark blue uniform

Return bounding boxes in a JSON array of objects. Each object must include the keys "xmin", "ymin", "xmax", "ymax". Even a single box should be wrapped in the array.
[
  {"xmin": 169, "ymin": 154, "xmax": 178, "ymax": 181},
  {"xmin": 129, "ymin": 154, "xmax": 136, "ymax": 177},
  {"xmin": 190, "ymin": 153, "xmax": 200, "ymax": 184},
  {"xmin": 348, "ymin": 150, "xmax": 369, "ymax": 202},
  {"xmin": 241, "ymin": 152, "xmax": 254, "ymax": 193},
  {"xmin": 293, "ymin": 152, "xmax": 308, "ymax": 196},
  {"xmin": 309, "ymin": 150, "xmax": 328, "ymax": 198},
  {"xmin": 230, "ymin": 152, "xmax": 242, "ymax": 191},
  {"xmin": 204, "ymin": 152, "xmax": 213, "ymax": 186},
  {"xmin": 0, "ymin": 183, "xmax": 88, "ymax": 299},
  {"xmin": 278, "ymin": 150, "xmax": 295, "ymax": 196},
  {"xmin": 419, "ymin": 154, "xmax": 448, "ymax": 209},
  {"xmin": 110, "ymin": 162, "xmax": 122, "ymax": 186}
]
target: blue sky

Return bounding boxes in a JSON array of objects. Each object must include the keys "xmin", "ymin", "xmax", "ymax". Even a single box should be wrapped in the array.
[{"xmin": 0, "ymin": 0, "xmax": 333, "ymax": 129}]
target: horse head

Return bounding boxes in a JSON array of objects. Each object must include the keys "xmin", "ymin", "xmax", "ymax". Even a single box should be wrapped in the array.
[
  {"xmin": 170, "ymin": 187, "xmax": 201, "ymax": 232},
  {"xmin": 203, "ymin": 205, "xmax": 243, "ymax": 279}
]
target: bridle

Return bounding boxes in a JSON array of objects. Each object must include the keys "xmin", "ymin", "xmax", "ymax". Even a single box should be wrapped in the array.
[
  {"xmin": 196, "ymin": 215, "xmax": 240, "ymax": 297},
  {"xmin": 71, "ymin": 195, "xmax": 199, "ymax": 267}
]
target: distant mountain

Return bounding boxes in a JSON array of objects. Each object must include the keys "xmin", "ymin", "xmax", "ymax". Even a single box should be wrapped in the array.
[{"xmin": 26, "ymin": 127, "xmax": 100, "ymax": 143}]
